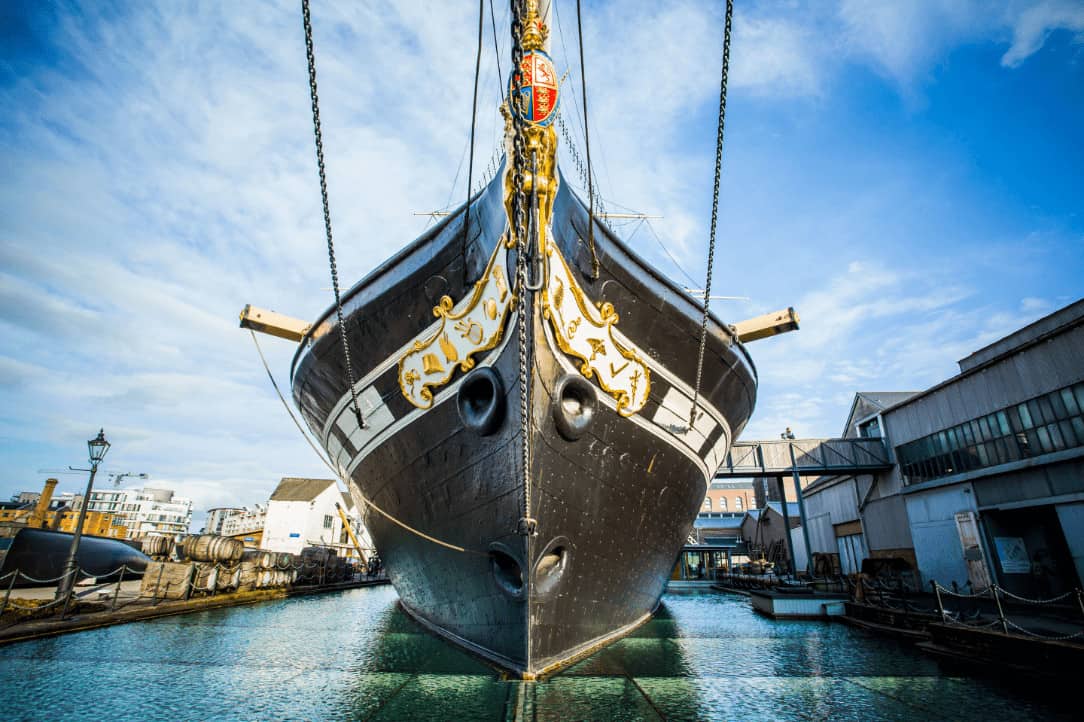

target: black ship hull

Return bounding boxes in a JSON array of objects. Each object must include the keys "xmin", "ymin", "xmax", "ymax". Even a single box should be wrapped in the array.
[{"xmin": 291, "ymin": 165, "xmax": 756, "ymax": 677}]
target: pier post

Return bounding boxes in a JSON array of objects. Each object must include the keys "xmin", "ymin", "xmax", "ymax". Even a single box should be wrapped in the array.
[
  {"xmin": 991, "ymin": 585, "xmax": 1008, "ymax": 634},
  {"xmin": 931, "ymin": 580, "xmax": 945, "ymax": 620},
  {"xmin": 1, "ymin": 571, "xmax": 15, "ymax": 617},
  {"xmin": 112, "ymin": 565, "xmax": 125, "ymax": 612},
  {"xmin": 775, "ymin": 476, "xmax": 797, "ymax": 577},
  {"xmin": 788, "ymin": 444, "xmax": 813, "ymax": 576}
]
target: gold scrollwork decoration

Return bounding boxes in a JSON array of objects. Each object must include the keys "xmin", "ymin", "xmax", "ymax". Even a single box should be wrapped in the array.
[
  {"xmin": 541, "ymin": 242, "xmax": 651, "ymax": 416},
  {"xmin": 398, "ymin": 242, "xmax": 514, "ymax": 409}
]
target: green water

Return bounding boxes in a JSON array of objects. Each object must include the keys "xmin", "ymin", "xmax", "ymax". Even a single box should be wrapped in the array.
[{"xmin": 0, "ymin": 587, "xmax": 1072, "ymax": 720}]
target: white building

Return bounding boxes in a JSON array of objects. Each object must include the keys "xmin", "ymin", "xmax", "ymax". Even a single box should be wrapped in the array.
[
  {"xmin": 220, "ymin": 505, "xmax": 267, "ymax": 537},
  {"xmin": 260, "ymin": 478, "xmax": 366, "ymax": 557},
  {"xmin": 205, "ymin": 505, "xmax": 267, "ymax": 536},
  {"xmin": 205, "ymin": 507, "xmax": 244, "ymax": 535},
  {"xmin": 86, "ymin": 486, "xmax": 193, "ymax": 539}
]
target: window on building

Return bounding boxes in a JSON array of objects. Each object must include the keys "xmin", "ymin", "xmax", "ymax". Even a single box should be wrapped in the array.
[
  {"xmin": 898, "ymin": 381, "xmax": 1084, "ymax": 485},
  {"xmin": 323, "ymin": 514, "xmax": 333, "ymax": 529},
  {"xmin": 734, "ymin": 497, "xmax": 742, "ymax": 511},
  {"xmin": 703, "ymin": 497, "xmax": 712, "ymax": 510},
  {"xmin": 719, "ymin": 497, "xmax": 727, "ymax": 511},
  {"xmin": 859, "ymin": 417, "xmax": 881, "ymax": 438}
]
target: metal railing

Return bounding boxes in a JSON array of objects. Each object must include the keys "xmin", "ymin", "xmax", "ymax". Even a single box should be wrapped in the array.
[
  {"xmin": 717, "ymin": 438, "xmax": 892, "ymax": 477},
  {"xmin": 0, "ymin": 559, "xmax": 389, "ymax": 629}
]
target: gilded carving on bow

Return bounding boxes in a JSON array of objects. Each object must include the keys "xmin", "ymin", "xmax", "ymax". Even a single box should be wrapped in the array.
[
  {"xmin": 398, "ymin": 240, "xmax": 514, "ymax": 409},
  {"xmin": 541, "ymin": 243, "xmax": 652, "ymax": 416}
]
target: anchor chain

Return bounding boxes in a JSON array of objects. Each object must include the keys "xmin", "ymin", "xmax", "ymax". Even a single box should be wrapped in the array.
[
  {"xmin": 302, "ymin": 0, "xmax": 366, "ymax": 431},
  {"xmin": 690, "ymin": 0, "xmax": 733, "ymax": 428},
  {"xmin": 510, "ymin": 0, "xmax": 536, "ymax": 537}
]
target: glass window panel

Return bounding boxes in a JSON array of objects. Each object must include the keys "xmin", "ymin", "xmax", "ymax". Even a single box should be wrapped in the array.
[
  {"xmin": 976, "ymin": 443, "xmax": 989, "ymax": 466},
  {"xmin": 1007, "ymin": 410, "xmax": 1024, "ymax": 433},
  {"xmin": 1061, "ymin": 388, "xmax": 1080, "ymax": 416},
  {"xmin": 1047, "ymin": 423, "xmax": 1066, "ymax": 451},
  {"xmin": 1017, "ymin": 403, "xmax": 1033, "ymax": 429},
  {"xmin": 960, "ymin": 424, "xmax": 973, "ymax": 445},
  {"xmin": 1002, "ymin": 436, "xmax": 1021, "ymax": 463},
  {"xmin": 1026, "ymin": 429, "xmax": 1042, "ymax": 455},
  {"xmin": 1028, "ymin": 400, "xmax": 1045, "ymax": 425},
  {"xmin": 996, "ymin": 411, "xmax": 1011, "ymax": 436},
  {"xmin": 1049, "ymin": 391, "xmax": 1068, "ymax": 420},
  {"xmin": 979, "ymin": 416, "xmax": 993, "ymax": 441},
  {"xmin": 1071, "ymin": 418, "xmax": 1084, "ymax": 446},
  {"xmin": 1075, "ymin": 383, "xmax": 1084, "ymax": 411},
  {"xmin": 1038, "ymin": 397, "xmax": 1056, "ymax": 425},
  {"xmin": 1035, "ymin": 426, "xmax": 1054, "ymax": 453}
]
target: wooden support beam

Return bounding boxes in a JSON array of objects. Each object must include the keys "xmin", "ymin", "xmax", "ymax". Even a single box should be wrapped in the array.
[
  {"xmin": 732, "ymin": 307, "xmax": 800, "ymax": 343},
  {"xmin": 239, "ymin": 304, "xmax": 327, "ymax": 343}
]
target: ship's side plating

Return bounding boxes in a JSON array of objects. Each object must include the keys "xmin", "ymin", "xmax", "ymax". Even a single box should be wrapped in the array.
[
  {"xmin": 289, "ymin": 2, "xmax": 755, "ymax": 677},
  {"xmin": 290, "ymin": 162, "xmax": 755, "ymax": 676}
]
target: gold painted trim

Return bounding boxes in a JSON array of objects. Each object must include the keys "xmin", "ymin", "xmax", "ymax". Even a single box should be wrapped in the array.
[
  {"xmin": 397, "ymin": 234, "xmax": 514, "ymax": 409},
  {"xmin": 541, "ymin": 241, "xmax": 652, "ymax": 417}
]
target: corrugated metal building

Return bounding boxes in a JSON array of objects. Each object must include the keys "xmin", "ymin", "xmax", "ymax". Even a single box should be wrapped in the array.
[{"xmin": 801, "ymin": 299, "xmax": 1084, "ymax": 594}]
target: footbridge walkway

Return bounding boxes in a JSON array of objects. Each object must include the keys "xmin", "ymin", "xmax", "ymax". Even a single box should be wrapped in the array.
[{"xmin": 714, "ymin": 438, "xmax": 894, "ymax": 575}]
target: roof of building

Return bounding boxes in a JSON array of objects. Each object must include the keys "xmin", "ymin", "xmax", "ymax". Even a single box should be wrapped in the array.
[
  {"xmin": 958, "ymin": 298, "xmax": 1084, "ymax": 373},
  {"xmin": 269, "ymin": 477, "xmax": 337, "ymax": 502},
  {"xmin": 694, "ymin": 515, "xmax": 744, "ymax": 530},
  {"xmin": 766, "ymin": 501, "xmax": 801, "ymax": 519},
  {"xmin": 857, "ymin": 391, "xmax": 921, "ymax": 410},
  {"xmin": 340, "ymin": 492, "xmax": 355, "ymax": 511},
  {"xmin": 880, "ymin": 299, "xmax": 1084, "ymax": 416}
]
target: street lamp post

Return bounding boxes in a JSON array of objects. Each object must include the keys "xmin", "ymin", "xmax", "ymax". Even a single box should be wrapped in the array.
[{"xmin": 55, "ymin": 429, "xmax": 111, "ymax": 613}]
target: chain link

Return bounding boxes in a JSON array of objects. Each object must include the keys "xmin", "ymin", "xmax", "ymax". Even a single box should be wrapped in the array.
[
  {"xmin": 302, "ymin": 0, "xmax": 366, "ymax": 432},
  {"xmin": 510, "ymin": 0, "xmax": 534, "ymax": 534},
  {"xmin": 690, "ymin": 0, "xmax": 733, "ymax": 428}
]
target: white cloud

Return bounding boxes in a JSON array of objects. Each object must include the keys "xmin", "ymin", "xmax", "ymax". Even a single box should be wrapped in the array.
[{"xmin": 1002, "ymin": 0, "xmax": 1084, "ymax": 67}]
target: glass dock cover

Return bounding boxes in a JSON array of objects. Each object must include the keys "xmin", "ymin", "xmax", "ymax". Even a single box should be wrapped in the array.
[{"xmin": 0, "ymin": 587, "xmax": 1071, "ymax": 720}]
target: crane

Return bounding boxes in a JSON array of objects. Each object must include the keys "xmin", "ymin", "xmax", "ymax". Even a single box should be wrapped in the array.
[{"xmin": 334, "ymin": 501, "xmax": 369, "ymax": 565}]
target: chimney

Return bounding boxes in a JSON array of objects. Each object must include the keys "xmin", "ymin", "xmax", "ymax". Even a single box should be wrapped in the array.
[{"xmin": 29, "ymin": 478, "xmax": 59, "ymax": 528}]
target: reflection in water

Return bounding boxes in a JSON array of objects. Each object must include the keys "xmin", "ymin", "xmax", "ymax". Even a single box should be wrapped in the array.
[{"xmin": 0, "ymin": 586, "xmax": 1073, "ymax": 720}]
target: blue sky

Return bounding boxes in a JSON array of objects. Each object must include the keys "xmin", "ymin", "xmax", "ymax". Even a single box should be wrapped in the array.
[{"xmin": 1, "ymin": 1, "xmax": 1082, "ymax": 522}]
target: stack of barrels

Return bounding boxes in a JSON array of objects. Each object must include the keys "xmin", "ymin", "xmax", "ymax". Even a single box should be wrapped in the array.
[
  {"xmin": 238, "ymin": 549, "xmax": 297, "ymax": 590},
  {"xmin": 179, "ymin": 535, "xmax": 245, "ymax": 594}
]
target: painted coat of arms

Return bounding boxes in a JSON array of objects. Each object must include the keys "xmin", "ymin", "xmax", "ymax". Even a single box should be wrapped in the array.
[{"xmin": 509, "ymin": 50, "xmax": 559, "ymax": 126}]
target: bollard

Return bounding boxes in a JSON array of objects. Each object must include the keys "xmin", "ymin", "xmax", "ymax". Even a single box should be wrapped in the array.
[
  {"xmin": 1, "ymin": 571, "xmax": 16, "ymax": 617},
  {"xmin": 931, "ymin": 580, "xmax": 945, "ymax": 620},
  {"xmin": 60, "ymin": 567, "xmax": 77, "ymax": 619},
  {"xmin": 991, "ymin": 585, "xmax": 1008, "ymax": 634},
  {"xmin": 112, "ymin": 565, "xmax": 125, "ymax": 612}
]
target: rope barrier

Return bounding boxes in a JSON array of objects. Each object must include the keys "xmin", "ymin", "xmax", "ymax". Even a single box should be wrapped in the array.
[
  {"xmin": 1005, "ymin": 618, "xmax": 1084, "ymax": 641},
  {"xmin": 996, "ymin": 586, "xmax": 1077, "ymax": 605}
]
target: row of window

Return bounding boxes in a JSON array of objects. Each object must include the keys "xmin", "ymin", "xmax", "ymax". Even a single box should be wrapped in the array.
[
  {"xmin": 898, "ymin": 381, "xmax": 1084, "ymax": 484},
  {"xmin": 702, "ymin": 496, "xmax": 744, "ymax": 511}
]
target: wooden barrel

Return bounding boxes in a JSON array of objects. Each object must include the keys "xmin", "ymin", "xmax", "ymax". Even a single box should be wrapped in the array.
[
  {"xmin": 276, "ymin": 553, "xmax": 293, "ymax": 570},
  {"xmin": 142, "ymin": 536, "xmax": 170, "ymax": 557},
  {"xmin": 183, "ymin": 535, "xmax": 244, "ymax": 563},
  {"xmin": 259, "ymin": 569, "xmax": 273, "ymax": 588},
  {"xmin": 238, "ymin": 561, "xmax": 260, "ymax": 591}
]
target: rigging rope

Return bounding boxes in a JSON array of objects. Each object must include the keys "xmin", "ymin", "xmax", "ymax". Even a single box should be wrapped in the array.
[
  {"xmin": 302, "ymin": 0, "xmax": 366, "ymax": 432},
  {"xmin": 690, "ymin": 0, "xmax": 733, "ymax": 428},
  {"xmin": 574, "ymin": 0, "xmax": 600, "ymax": 278},
  {"xmin": 489, "ymin": 0, "xmax": 505, "ymax": 103},
  {"xmin": 463, "ymin": 0, "xmax": 486, "ymax": 248}
]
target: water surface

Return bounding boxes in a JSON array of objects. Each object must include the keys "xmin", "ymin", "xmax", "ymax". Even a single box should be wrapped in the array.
[{"xmin": 0, "ymin": 587, "xmax": 1071, "ymax": 720}]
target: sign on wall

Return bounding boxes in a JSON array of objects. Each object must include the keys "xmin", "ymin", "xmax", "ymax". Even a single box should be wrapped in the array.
[{"xmin": 994, "ymin": 536, "xmax": 1030, "ymax": 574}]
